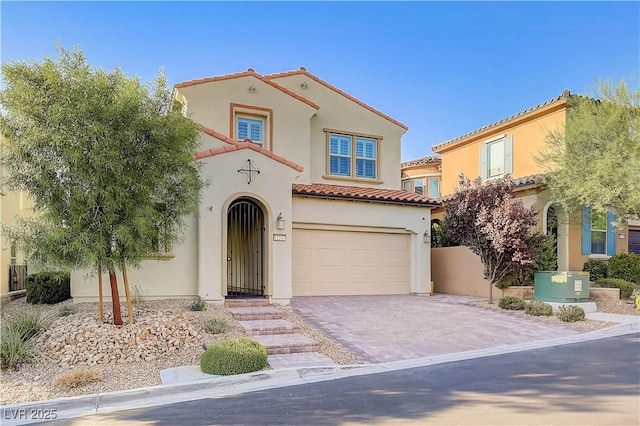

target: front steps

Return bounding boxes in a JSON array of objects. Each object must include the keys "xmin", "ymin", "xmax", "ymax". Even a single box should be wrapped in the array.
[{"xmin": 225, "ymin": 298, "xmax": 330, "ymax": 367}]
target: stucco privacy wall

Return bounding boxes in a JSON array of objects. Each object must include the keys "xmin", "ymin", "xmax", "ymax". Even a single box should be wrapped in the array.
[
  {"xmin": 71, "ymin": 214, "xmax": 199, "ymax": 302},
  {"xmin": 197, "ymin": 147, "xmax": 300, "ymax": 304},
  {"xmin": 292, "ymin": 197, "xmax": 431, "ymax": 295},
  {"xmin": 269, "ymin": 74, "xmax": 406, "ymax": 189},
  {"xmin": 431, "ymin": 246, "xmax": 490, "ymax": 297},
  {"xmin": 177, "ymin": 76, "xmax": 316, "ymax": 180}
]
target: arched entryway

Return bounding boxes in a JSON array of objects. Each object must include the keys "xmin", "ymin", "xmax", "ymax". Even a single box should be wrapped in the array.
[
  {"xmin": 227, "ymin": 198, "xmax": 265, "ymax": 297},
  {"xmin": 545, "ymin": 205, "xmax": 559, "ymax": 271}
]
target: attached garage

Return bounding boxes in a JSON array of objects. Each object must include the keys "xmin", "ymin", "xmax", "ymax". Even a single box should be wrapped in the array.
[{"xmin": 292, "ymin": 228, "xmax": 410, "ymax": 296}]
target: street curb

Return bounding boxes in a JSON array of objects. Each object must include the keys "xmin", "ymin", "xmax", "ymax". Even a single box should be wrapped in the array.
[{"xmin": 1, "ymin": 321, "xmax": 638, "ymax": 425}]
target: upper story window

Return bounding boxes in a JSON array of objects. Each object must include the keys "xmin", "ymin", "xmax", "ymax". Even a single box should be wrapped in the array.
[
  {"xmin": 402, "ymin": 180, "xmax": 411, "ymax": 191},
  {"xmin": 581, "ymin": 207, "xmax": 616, "ymax": 257},
  {"xmin": 327, "ymin": 131, "xmax": 379, "ymax": 180},
  {"xmin": 401, "ymin": 177, "xmax": 440, "ymax": 198},
  {"xmin": 236, "ymin": 117, "xmax": 264, "ymax": 146},
  {"xmin": 480, "ymin": 135, "xmax": 513, "ymax": 180},
  {"xmin": 427, "ymin": 177, "xmax": 440, "ymax": 198},
  {"xmin": 413, "ymin": 178, "xmax": 424, "ymax": 195}
]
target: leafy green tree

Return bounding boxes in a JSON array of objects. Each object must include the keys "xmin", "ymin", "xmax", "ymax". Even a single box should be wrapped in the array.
[
  {"xmin": 445, "ymin": 175, "xmax": 542, "ymax": 303},
  {"xmin": 0, "ymin": 47, "xmax": 203, "ymax": 325},
  {"xmin": 537, "ymin": 80, "xmax": 640, "ymax": 221}
]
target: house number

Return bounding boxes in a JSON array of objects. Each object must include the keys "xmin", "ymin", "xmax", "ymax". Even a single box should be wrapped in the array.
[{"xmin": 273, "ymin": 234, "xmax": 286, "ymax": 241}]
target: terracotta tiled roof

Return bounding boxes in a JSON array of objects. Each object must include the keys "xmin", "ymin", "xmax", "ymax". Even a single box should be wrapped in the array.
[
  {"xmin": 265, "ymin": 67, "xmax": 408, "ymax": 131},
  {"xmin": 292, "ymin": 183, "xmax": 438, "ymax": 206},
  {"xmin": 432, "ymin": 90, "xmax": 572, "ymax": 153},
  {"xmin": 174, "ymin": 69, "xmax": 319, "ymax": 110},
  {"xmin": 401, "ymin": 155, "xmax": 441, "ymax": 168},
  {"xmin": 438, "ymin": 174, "xmax": 545, "ymax": 203},
  {"xmin": 194, "ymin": 125, "xmax": 304, "ymax": 172}
]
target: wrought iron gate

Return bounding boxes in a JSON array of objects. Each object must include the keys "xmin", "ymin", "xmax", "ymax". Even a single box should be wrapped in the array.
[
  {"xmin": 227, "ymin": 199, "xmax": 265, "ymax": 296},
  {"xmin": 8, "ymin": 264, "xmax": 28, "ymax": 292}
]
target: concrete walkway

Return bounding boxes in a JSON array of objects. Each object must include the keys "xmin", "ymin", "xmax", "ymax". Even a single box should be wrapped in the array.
[{"xmin": 292, "ymin": 294, "xmax": 586, "ymax": 363}]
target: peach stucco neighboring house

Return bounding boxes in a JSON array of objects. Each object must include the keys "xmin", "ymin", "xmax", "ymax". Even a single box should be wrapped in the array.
[
  {"xmin": 402, "ymin": 90, "xmax": 639, "ymax": 277},
  {"xmin": 71, "ymin": 68, "xmax": 438, "ymax": 304}
]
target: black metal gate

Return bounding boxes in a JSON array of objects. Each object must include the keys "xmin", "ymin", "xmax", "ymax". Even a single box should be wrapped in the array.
[
  {"xmin": 8, "ymin": 264, "xmax": 28, "ymax": 292},
  {"xmin": 227, "ymin": 199, "xmax": 265, "ymax": 296}
]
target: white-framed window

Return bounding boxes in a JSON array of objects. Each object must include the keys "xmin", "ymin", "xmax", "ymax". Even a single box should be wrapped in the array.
[
  {"xmin": 413, "ymin": 178, "xmax": 424, "ymax": 195},
  {"xmin": 427, "ymin": 177, "xmax": 440, "ymax": 198},
  {"xmin": 236, "ymin": 117, "xmax": 264, "ymax": 146},
  {"xmin": 480, "ymin": 135, "xmax": 513, "ymax": 180},
  {"xmin": 590, "ymin": 211, "xmax": 607, "ymax": 255},
  {"xmin": 581, "ymin": 207, "xmax": 616, "ymax": 257},
  {"xmin": 402, "ymin": 180, "xmax": 411, "ymax": 192},
  {"xmin": 328, "ymin": 132, "xmax": 378, "ymax": 179}
]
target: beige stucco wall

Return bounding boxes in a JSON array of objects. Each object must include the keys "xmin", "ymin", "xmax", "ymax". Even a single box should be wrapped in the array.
[
  {"xmin": 431, "ymin": 246, "xmax": 491, "ymax": 297},
  {"xmin": 292, "ymin": 197, "xmax": 431, "ymax": 295},
  {"xmin": 0, "ymin": 191, "xmax": 33, "ymax": 295},
  {"xmin": 270, "ymin": 74, "xmax": 407, "ymax": 189},
  {"xmin": 437, "ymin": 105, "xmax": 566, "ymax": 196}
]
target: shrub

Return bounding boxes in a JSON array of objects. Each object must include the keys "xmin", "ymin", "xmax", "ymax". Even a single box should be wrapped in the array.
[
  {"xmin": 200, "ymin": 338, "xmax": 267, "ymax": 376},
  {"xmin": 58, "ymin": 304, "xmax": 77, "ymax": 317},
  {"xmin": 131, "ymin": 285, "xmax": 145, "ymax": 306},
  {"xmin": 498, "ymin": 296, "xmax": 526, "ymax": 310},
  {"xmin": 582, "ymin": 259, "xmax": 608, "ymax": 282},
  {"xmin": 557, "ymin": 305, "xmax": 585, "ymax": 322},
  {"xmin": 595, "ymin": 278, "xmax": 636, "ymax": 299},
  {"xmin": 607, "ymin": 253, "xmax": 640, "ymax": 284},
  {"xmin": 189, "ymin": 296, "xmax": 207, "ymax": 311},
  {"xmin": 0, "ymin": 328, "xmax": 35, "ymax": 370},
  {"xmin": 26, "ymin": 272, "xmax": 71, "ymax": 304},
  {"xmin": 525, "ymin": 300, "xmax": 553, "ymax": 316},
  {"xmin": 55, "ymin": 370, "xmax": 103, "ymax": 391},
  {"xmin": 4, "ymin": 310, "xmax": 47, "ymax": 342},
  {"xmin": 205, "ymin": 318, "xmax": 229, "ymax": 335}
]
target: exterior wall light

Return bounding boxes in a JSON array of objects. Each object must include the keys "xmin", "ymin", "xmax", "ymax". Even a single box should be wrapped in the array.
[
  {"xmin": 276, "ymin": 213, "xmax": 285, "ymax": 230},
  {"xmin": 248, "ymin": 85, "xmax": 256, "ymax": 93},
  {"xmin": 423, "ymin": 230, "xmax": 431, "ymax": 244}
]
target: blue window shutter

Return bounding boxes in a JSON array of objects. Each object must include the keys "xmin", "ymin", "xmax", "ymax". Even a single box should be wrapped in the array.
[
  {"xmin": 504, "ymin": 136, "xmax": 513, "ymax": 175},
  {"xmin": 581, "ymin": 206, "xmax": 591, "ymax": 255},
  {"xmin": 606, "ymin": 212, "xmax": 616, "ymax": 256},
  {"xmin": 480, "ymin": 145, "xmax": 488, "ymax": 180}
]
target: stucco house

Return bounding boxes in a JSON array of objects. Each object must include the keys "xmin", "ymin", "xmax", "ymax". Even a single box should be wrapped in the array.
[
  {"xmin": 72, "ymin": 68, "xmax": 437, "ymax": 303},
  {"xmin": 401, "ymin": 91, "xmax": 639, "ymax": 297}
]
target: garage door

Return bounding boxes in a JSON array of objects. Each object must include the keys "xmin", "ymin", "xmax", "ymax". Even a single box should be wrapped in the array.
[
  {"xmin": 629, "ymin": 230, "xmax": 640, "ymax": 254},
  {"xmin": 292, "ymin": 229, "xmax": 410, "ymax": 296}
]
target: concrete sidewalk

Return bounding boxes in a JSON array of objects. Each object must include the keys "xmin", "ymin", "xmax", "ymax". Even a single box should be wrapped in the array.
[{"xmin": 1, "ymin": 319, "xmax": 638, "ymax": 426}]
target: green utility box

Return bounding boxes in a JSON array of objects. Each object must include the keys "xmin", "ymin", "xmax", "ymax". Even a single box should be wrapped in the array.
[{"xmin": 534, "ymin": 271, "xmax": 590, "ymax": 303}]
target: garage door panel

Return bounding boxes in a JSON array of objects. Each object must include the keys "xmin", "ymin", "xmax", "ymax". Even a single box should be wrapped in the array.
[{"xmin": 292, "ymin": 229, "xmax": 410, "ymax": 296}]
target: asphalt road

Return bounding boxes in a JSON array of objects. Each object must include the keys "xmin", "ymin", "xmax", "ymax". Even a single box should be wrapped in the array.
[{"xmin": 48, "ymin": 333, "xmax": 639, "ymax": 426}]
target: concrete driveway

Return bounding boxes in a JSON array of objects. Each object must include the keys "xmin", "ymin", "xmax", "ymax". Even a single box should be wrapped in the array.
[{"xmin": 292, "ymin": 294, "xmax": 580, "ymax": 363}]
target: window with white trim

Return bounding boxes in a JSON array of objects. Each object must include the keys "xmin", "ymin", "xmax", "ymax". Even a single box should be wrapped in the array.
[
  {"xmin": 427, "ymin": 177, "xmax": 440, "ymax": 198},
  {"xmin": 328, "ymin": 132, "xmax": 378, "ymax": 179},
  {"xmin": 413, "ymin": 178, "xmax": 424, "ymax": 195},
  {"xmin": 590, "ymin": 211, "xmax": 607, "ymax": 255},
  {"xmin": 402, "ymin": 180, "xmax": 411, "ymax": 191},
  {"xmin": 236, "ymin": 117, "xmax": 264, "ymax": 146},
  {"xmin": 480, "ymin": 135, "xmax": 513, "ymax": 180}
]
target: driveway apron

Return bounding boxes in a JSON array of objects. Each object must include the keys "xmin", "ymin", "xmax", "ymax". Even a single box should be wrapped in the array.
[{"xmin": 292, "ymin": 295, "xmax": 580, "ymax": 363}]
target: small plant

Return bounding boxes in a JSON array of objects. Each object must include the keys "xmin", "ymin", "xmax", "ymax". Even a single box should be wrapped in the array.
[
  {"xmin": 582, "ymin": 259, "xmax": 608, "ymax": 282},
  {"xmin": 58, "ymin": 304, "xmax": 77, "ymax": 317},
  {"xmin": 4, "ymin": 310, "xmax": 47, "ymax": 342},
  {"xmin": 200, "ymin": 338, "xmax": 267, "ymax": 376},
  {"xmin": 525, "ymin": 300, "xmax": 553, "ymax": 316},
  {"xmin": 131, "ymin": 284, "xmax": 145, "ymax": 306},
  {"xmin": 189, "ymin": 296, "xmax": 207, "ymax": 311},
  {"xmin": 0, "ymin": 328, "xmax": 35, "ymax": 370},
  {"xmin": 557, "ymin": 305, "xmax": 585, "ymax": 322},
  {"xmin": 54, "ymin": 370, "xmax": 103, "ymax": 391},
  {"xmin": 498, "ymin": 296, "xmax": 526, "ymax": 310},
  {"xmin": 205, "ymin": 318, "xmax": 229, "ymax": 335},
  {"xmin": 607, "ymin": 253, "xmax": 640, "ymax": 284},
  {"xmin": 594, "ymin": 278, "xmax": 636, "ymax": 299}
]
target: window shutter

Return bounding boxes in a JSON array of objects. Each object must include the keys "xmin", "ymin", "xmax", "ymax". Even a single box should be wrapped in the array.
[
  {"xmin": 479, "ymin": 145, "xmax": 488, "ymax": 180},
  {"xmin": 581, "ymin": 206, "xmax": 591, "ymax": 255},
  {"xmin": 504, "ymin": 136, "xmax": 513, "ymax": 175},
  {"xmin": 606, "ymin": 212, "xmax": 616, "ymax": 256}
]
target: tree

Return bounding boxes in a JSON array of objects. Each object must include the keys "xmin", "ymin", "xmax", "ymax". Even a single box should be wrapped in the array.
[
  {"xmin": 0, "ymin": 47, "xmax": 203, "ymax": 325},
  {"xmin": 445, "ymin": 175, "xmax": 542, "ymax": 303},
  {"xmin": 537, "ymin": 79, "xmax": 640, "ymax": 221}
]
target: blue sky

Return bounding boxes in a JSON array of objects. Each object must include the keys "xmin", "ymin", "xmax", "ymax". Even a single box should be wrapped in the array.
[{"xmin": 2, "ymin": 1, "xmax": 638, "ymax": 161}]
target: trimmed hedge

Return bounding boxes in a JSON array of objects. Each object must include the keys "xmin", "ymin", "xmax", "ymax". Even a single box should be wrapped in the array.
[
  {"xmin": 594, "ymin": 278, "xmax": 636, "ymax": 299},
  {"xmin": 498, "ymin": 296, "xmax": 525, "ymax": 310},
  {"xmin": 525, "ymin": 300, "xmax": 553, "ymax": 316},
  {"xmin": 200, "ymin": 338, "xmax": 267, "ymax": 376},
  {"xmin": 607, "ymin": 253, "xmax": 640, "ymax": 285},
  {"xmin": 557, "ymin": 305, "xmax": 585, "ymax": 322},
  {"xmin": 26, "ymin": 272, "xmax": 71, "ymax": 304},
  {"xmin": 582, "ymin": 259, "xmax": 608, "ymax": 282}
]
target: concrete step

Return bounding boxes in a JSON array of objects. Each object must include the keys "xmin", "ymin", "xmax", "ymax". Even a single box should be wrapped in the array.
[
  {"xmin": 228, "ymin": 306, "xmax": 283, "ymax": 321},
  {"xmin": 224, "ymin": 298, "xmax": 270, "ymax": 308},
  {"xmin": 240, "ymin": 319, "xmax": 299, "ymax": 336},
  {"xmin": 252, "ymin": 333, "xmax": 320, "ymax": 355},
  {"xmin": 267, "ymin": 353, "xmax": 336, "ymax": 369}
]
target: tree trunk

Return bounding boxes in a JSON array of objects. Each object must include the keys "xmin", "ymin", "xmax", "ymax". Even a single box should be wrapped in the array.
[
  {"xmin": 108, "ymin": 270, "xmax": 123, "ymax": 325},
  {"xmin": 98, "ymin": 264, "xmax": 104, "ymax": 322},
  {"xmin": 489, "ymin": 282, "xmax": 494, "ymax": 305},
  {"xmin": 121, "ymin": 262, "xmax": 134, "ymax": 323}
]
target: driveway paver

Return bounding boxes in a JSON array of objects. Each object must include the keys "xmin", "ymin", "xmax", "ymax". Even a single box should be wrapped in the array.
[{"xmin": 292, "ymin": 294, "xmax": 581, "ymax": 363}]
